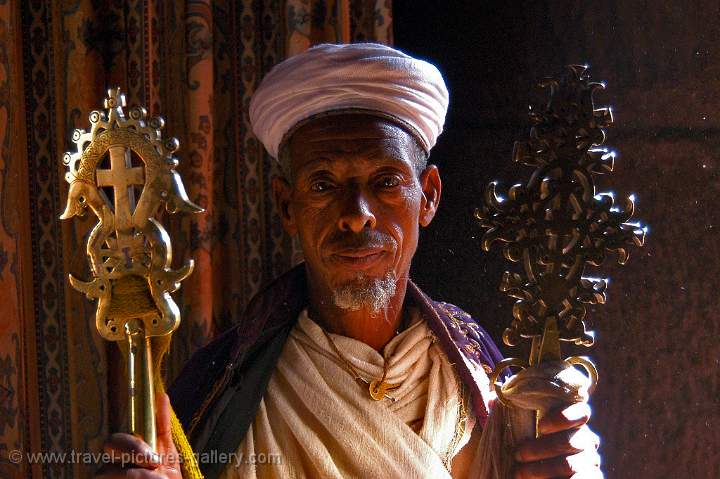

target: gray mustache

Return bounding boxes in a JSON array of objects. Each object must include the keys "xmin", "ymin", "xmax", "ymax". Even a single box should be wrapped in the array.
[{"xmin": 326, "ymin": 230, "xmax": 396, "ymax": 251}]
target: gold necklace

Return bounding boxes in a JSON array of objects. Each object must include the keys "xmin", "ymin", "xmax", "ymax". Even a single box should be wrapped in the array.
[{"xmin": 321, "ymin": 328, "xmax": 401, "ymax": 402}]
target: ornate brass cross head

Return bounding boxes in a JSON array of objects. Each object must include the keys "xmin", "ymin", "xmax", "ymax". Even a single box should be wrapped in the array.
[
  {"xmin": 61, "ymin": 88, "xmax": 203, "ymax": 449},
  {"xmin": 61, "ymin": 87, "xmax": 203, "ymax": 342}
]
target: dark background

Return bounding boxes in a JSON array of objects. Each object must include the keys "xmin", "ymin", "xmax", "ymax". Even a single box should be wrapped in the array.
[{"xmin": 394, "ymin": 1, "xmax": 720, "ymax": 478}]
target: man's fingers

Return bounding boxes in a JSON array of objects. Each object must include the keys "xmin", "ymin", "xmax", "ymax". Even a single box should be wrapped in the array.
[
  {"xmin": 154, "ymin": 392, "xmax": 181, "ymax": 472},
  {"xmin": 538, "ymin": 402, "xmax": 591, "ymax": 435},
  {"xmin": 515, "ymin": 405, "xmax": 601, "ymax": 479},
  {"xmin": 515, "ymin": 425, "xmax": 599, "ymax": 462},
  {"xmin": 102, "ymin": 433, "xmax": 161, "ymax": 469},
  {"xmin": 571, "ymin": 469, "xmax": 605, "ymax": 479},
  {"xmin": 126, "ymin": 470, "xmax": 170, "ymax": 479},
  {"xmin": 95, "ymin": 394, "xmax": 179, "ymax": 477},
  {"xmin": 155, "ymin": 393, "xmax": 174, "ymax": 448},
  {"xmin": 94, "ymin": 463, "xmax": 125, "ymax": 478},
  {"xmin": 513, "ymin": 450, "xmax": 601, "ymax": 479},
  {"xmin": 95, "ymin": 464, "xmax": 169, "ymax": 478}
]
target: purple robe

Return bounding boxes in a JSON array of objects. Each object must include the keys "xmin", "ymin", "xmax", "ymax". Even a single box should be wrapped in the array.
[{"xmin": 169, "ymin": 264, "xmax": 503, "ymax": 478}]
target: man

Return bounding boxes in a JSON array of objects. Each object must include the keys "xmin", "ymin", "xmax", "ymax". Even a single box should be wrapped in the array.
[{"xmin": 98, "ymin": 43, "xmax": 601, "ymax": 479}]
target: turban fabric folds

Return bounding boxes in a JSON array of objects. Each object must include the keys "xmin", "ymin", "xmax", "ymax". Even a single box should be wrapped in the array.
[{"xmin": 249, "ymin": 43, "xmax": 449, "ymax": 159}]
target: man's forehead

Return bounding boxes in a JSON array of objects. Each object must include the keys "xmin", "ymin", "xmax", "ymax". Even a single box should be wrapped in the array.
[
  {"xmin": 293, "ymin": 153, "xmax": 411, "ymax": 175},
  {"xmin": 287, "ymin": 115, "xmax": 416, "ymax": 172},
  {"xmin": 291, "ymin": 114, "xmax": 414, "ymax": 143}
]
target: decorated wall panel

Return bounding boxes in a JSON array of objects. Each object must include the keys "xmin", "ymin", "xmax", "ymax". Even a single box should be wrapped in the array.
[{"xmin": 0, "ymin": 1, "xmax": 391, "ymax": 477}]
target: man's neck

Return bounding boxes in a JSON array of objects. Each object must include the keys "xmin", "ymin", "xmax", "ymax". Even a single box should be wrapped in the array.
[{"xmin": 307, "ymin": 274, "xmax": 409, "ymax": 352}]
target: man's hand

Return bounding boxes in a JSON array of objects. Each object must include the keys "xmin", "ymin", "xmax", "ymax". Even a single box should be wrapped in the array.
[
  {"xmin": 95, "ymin": 393, "xmax": 182, "ymax": 479},
  {"xmin": 513, "ymin": 402, "xmax": 602, "ymax": 479}
]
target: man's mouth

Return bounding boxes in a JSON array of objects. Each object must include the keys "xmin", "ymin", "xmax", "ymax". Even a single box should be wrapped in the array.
[{"xmin": 330, "ymin": 247, "xmax": 387, "ymax": 269}]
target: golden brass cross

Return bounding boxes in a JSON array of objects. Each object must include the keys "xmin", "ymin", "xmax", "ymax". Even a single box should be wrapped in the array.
[{"xmin": 96, "ymin": 145, "xmax": 145, "ymax": 231}]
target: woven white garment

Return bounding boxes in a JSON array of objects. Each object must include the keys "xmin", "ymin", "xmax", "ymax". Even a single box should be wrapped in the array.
[{"xmin": 220, "ymin": 308, "xmax": 473, "ymax": 479}]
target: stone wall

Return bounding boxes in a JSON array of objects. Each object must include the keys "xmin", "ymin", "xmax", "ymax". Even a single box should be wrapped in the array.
[{"xmin": 395, "ymin": 2, "xmax": 720, "ymax": 477}]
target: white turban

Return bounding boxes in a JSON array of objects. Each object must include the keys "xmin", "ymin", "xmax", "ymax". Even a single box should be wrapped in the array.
[{"xmin": 249, "ymin": 43, "xmax": 449, "ymax": 159}]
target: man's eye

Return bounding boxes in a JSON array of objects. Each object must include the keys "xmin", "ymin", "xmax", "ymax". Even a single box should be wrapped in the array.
[
  {"xmin": 310, "ymin": 181, "xmax": 334, "ymax": 192},
  {"xmin": 379, "ymin": 176, "xmax": 401, "ymax": 188}
]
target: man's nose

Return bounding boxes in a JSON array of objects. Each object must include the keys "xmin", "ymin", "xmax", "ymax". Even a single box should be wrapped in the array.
[{"xmin": 337, "ymin": 190, "xmax": 376, "ymax": 233}]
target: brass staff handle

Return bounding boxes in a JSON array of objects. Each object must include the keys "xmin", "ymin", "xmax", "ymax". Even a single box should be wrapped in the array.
[
  {"xmin": 126, "ymin": 319, "xmax": 157, "ymax": 451},
  {"xmin": 489, "ymin": 357, "xmax": 528, "ymax": 408},
  {"xmin": 490, "ymin": 356, "xmax": 599, "ymax": 409},
  {"xmin": 565, "ymin": 356, "xmax": 599, "ymax": 396}
]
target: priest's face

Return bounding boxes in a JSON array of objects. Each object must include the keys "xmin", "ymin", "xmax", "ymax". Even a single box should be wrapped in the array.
[{"xmin": 272, "ymin": 114, "xmax": 441, "ymax": 313}]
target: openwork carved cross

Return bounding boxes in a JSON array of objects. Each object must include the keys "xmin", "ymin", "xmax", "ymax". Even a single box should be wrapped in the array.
[
  {"xmin": 96, "ymin": 145, "xmax": 145, "ymax": 229},
  {"xmin": 60, "ymin": 87, "xmax": 203, "ymax": 342},
  {"xmin": 61, "ymin": 88, "xmax": 204, "ymax": 456},
  {"xmin": 476, "ymin": 65, "xmax": 646, "ymax": 365}
]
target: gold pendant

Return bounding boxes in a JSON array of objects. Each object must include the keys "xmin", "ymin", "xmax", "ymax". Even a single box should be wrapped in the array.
[{"xmin": 368, "ymin": 379, "xmax": 400, "ymax": 401}]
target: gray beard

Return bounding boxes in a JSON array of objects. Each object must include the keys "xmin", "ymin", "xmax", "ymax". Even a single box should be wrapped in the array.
[{"xmin": 331, "ymin": 271, "xmax": 397, "ymax": 313}]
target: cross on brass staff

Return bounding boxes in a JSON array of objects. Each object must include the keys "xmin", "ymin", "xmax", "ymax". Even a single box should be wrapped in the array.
[
  {"xmin": 60, "ymin": 88, "xmax": 204, "ymax": 477},
  {"xmin": 475, "ymin": 65, "xmax": 646, "ymax": 443},
  {"xmin": 96, "ymin": 145, "xmax": 145, "ymax": 228}
]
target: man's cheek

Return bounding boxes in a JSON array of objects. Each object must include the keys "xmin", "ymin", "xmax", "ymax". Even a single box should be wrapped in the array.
[
  {"xmin": 294, "ymin": 204, "xmax": 328, "ymax": 229},
  {"xmin": 296, "ymin": 207, "xmax": 332, "ymax": 249}
]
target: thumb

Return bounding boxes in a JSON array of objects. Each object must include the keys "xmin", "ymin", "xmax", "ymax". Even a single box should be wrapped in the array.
[{"xmin": 155, "ymin": 392, "xmax": 177, "ymax": 455}]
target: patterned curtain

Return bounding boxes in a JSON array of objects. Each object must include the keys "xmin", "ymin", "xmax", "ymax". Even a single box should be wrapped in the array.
[{"xmin": 0, "ymin": 1, "xmax": 392, "ymax": 477}]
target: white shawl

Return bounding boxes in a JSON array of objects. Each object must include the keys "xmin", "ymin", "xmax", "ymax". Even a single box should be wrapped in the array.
[{"xmin": 221, "ymin": 308, "xmax": 474, "ymax": 478}]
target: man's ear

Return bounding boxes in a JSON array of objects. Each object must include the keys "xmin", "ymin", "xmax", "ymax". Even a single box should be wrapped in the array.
[
  {"xmin": 271, "ymin": 176, "xmax": 297, "ymax": 235},
  {"xmin": 418, "ymin": 164, "xmax": 441, "ymax": 227}
]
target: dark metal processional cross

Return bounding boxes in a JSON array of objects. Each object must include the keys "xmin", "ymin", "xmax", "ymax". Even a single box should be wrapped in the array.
[{"xmin": 476, "ymin": 65, "xmax": 646, "ymax": 440}]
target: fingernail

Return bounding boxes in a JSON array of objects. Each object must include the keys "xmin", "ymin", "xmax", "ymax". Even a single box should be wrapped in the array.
[
  {"xmin": 563, "ymin": 402, "xmax": 590, "ymax": 421},
  {"xmin": 569, "ymin": 427, "xmax": 587, "ymax": 449}
]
